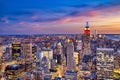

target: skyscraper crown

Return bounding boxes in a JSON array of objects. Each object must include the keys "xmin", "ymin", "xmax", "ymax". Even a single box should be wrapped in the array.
[{"xmin": 86, "ymin": 21, "xmax": 89, "ymax": 28}]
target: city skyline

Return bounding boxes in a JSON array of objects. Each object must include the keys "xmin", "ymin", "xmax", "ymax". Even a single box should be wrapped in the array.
[{"xmin": 0, "ymin": 0, "xmax": 120, "ymax": 34}]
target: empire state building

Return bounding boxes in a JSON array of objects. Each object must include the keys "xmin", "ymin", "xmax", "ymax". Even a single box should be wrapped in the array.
[{"xmin": 83, "ymin": 21, "xmax": 91, "ymax": 54}]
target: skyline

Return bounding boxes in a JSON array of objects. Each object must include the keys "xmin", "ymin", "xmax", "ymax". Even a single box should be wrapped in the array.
[{"xmin": 0, "ymin": 0, "xmax": 120, "ymax": 34}]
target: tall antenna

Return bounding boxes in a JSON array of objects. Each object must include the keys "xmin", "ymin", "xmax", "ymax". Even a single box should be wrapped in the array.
[{"xmin": 86, "ymin": 21, "xmax": 89, "ymax": 28}]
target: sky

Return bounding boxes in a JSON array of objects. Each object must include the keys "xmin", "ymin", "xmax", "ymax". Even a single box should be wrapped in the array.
[{"xmin": 0, "ymin": 0, "xmax": 120, "ymax": 34}]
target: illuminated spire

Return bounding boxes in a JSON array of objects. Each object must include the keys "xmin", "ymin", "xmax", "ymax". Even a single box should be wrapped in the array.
[{"xmin": 86, "ymin": 21, "xmax": 89, "ymax": 28}]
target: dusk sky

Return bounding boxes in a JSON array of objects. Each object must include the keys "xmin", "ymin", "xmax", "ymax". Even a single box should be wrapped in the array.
[{"xmin": 0, "ymin": 0, "xmax": 120, "ymax": 34}]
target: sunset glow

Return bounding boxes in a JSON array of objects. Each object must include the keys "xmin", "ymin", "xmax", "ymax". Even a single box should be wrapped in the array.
[{"xmin": 0, "ymin": 0, "xmax": 120, "ymax": 34}]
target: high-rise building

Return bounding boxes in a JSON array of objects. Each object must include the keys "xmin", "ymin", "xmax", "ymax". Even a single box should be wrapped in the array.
[
  {"xmin": 76, "ymin": 40, "xmax": 82, "ymax": 51},
  {"xmin": 40, "ymin": 49, "xmax": 53, "ymax": 69},
  {"xmin": 57, "ymin": 42, "xmax": 62, "ymax": 55},
  {"xmin": 22, "ymin": 41, "xmax": 32, "ymax": 60},
  {"xmin": 12, "ymin": 42, "xmax": 21, "ymax": 59},
  {"xmin": 96, "ymin": 48, "xmax": 114, "ymax": 79},
  {"xmin": 81, "ymin": 22, "xmax": 92, "ymax": 79},
  {"xmin": 22, "ymin": 40, "xmax": 33, "ymax": 71},
  {"xmin": 83, "ymin": 21, "xmax": 91, "ymax": 54},
  {"xmin": 32, "ymin": 44, "xmax": 38, "ymax": 63},
  {"xmin": 94, "ymin": 29, "xmax": 97, "ymax": 39},
  {"xmin": 67, "ymin": 41, "xmax": 76, "ymax": 70},
  {"xmin": 56, "ymin": 42, "xmax": 62, "ymax": 65},
  {"xmin": 35, "ymin": 67, "xmax": 44, "ymax": 80},
  {"xmin": 74, "ymin": 52, "xmax": 79, "ymax": 65},
  {"xmin": 32, "ymin": 45, "xmax": 38, "ymax": 54},
  {"xmin": 0, "ymin": 43, "xmax": 3, "ymax": 58},
  {"xmin": 57, "ymin": 54, "xmax": 62, "ymax": 65}
]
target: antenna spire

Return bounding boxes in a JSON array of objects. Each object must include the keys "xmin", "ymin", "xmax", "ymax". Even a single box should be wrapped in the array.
[{"xmin": 86, "ymin": 21, "xmax": 89, "ymax": 28}]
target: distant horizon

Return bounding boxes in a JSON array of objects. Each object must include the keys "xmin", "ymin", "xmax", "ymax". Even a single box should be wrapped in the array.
[{"xmin": 0, "ymin": 33, "xmax": 120, "ymax": 36}]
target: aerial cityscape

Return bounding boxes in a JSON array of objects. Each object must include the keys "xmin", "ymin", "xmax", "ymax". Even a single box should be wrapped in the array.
[{"xmin": 0, "ymin": 0, "xmax": 120, "ymax": 80}]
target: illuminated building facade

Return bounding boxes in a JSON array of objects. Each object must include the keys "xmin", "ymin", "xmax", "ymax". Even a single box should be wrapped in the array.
[
  {"xmin": 96, "ymin": 48, "xmax": 114, "ymax": 79},
  {"xmin": 81, "ymin": 22, "xmax": 92, "ymax": 79},
  {"xmin": 12, "ymin": 42, "xmax": 21, "ymax": 59},
  {"xmin": 56, "ymin": 42, "xmax": 63, "ymax": 65},
  {"xmin": 40, "ymin": 49, "xmax": 53, "ymax": 69},
  {"xmin": 0, "ymin": 43, "xmax": 3, "ymax": 58},
  {"xmin": 74, "ymin": 52, "xmax": 79, "ymax": 65},
  {"xmin": 83, "ymin": 21, "xmax": 91, "ymax": 54},
  {"xmin": 32, "ymin": 45, "xmax": 38, "ymax": 63},
  {"xmin": 22, "ymin": 41, "xmax": 33, "ymax": 71},
  {"xmin": 67, "ymin": 41, "xmax": 76, "ymax": 71},
  {"xmin": 22, "ymin": 41, "xmax": 32, "ymax": 60},
  {"xmin": 35, "ymin": 67, "xmax": 44, "ymax": 80},
  {"xmin": 57, "ymin": 42, "xmax": 62, "ymax": 55}
]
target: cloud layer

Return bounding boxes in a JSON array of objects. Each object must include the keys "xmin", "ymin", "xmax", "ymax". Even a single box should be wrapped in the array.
[{"xmin": 0, "ymin": 0, "xmax": 120, "ymax": 34}]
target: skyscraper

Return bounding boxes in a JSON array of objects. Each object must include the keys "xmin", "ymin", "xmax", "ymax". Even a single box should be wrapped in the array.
[
  {"xmin": 0, "ymin": 43, "xmax": 3, "ymax": 58},
  {"xmin": 94, "ymin": 29, "xmax": 97, "ymax": 39},
  {"xmin": 56, "ymin": 42, "xmax": 62, "ymax": 65},
  {"xmin": 83, "ymin": 21, "xmax": 91, "ymax": 54},
  {"xmin": 22, "ymin": 40, "xmax": 32, "ymax": 60},
  {"xmin": 40, "ymin": 49, "xmax": 53, "ymax": 69},
  {"xmin": 22, "ymin": 40, "xmax": 33, "ymax": 71},
  {"xmin": 35, "ymin": 67, "xmax": 44, "ymax": 80},
  {"xmin": 96, "ymin": 48, "xmax": 114, "ymax": 79},
  {"xmin": 82, "ymin": 22, "xmax": 92, "ymax": 67},
  {"xmin": 81, "ymin": 22, "xmax": 92, "ymax": 79},
  {"xmin": 67, "ymin": 41, "xmax": 76, "ymax": 70},
  {"xmin": 57, "ymin": 42, "xmax": 62, "ymax": 55},
  {"xmin": 12, "ymin": 42, "xmax": 21, "ymax": 59}
]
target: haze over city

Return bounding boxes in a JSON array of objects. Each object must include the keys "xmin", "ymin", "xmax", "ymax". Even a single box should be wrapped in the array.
[
  {"xmin": 0, "ymin": 0, "xmax": 120, "ymax": 34},
  {"xmin": 0, "ymin": 1, "xmax": 120, "ymax": 80}
]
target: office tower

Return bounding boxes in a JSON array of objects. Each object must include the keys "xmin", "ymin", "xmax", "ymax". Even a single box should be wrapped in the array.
[
  {"xmin": 41, "ymin": 56, "xmax": 50, "ymax": 73},
  {"xmin": 82, "ymin": 22, "xmax": 92, "ymax": 68},
  {"xmin": 114, "ymin": 51, "xmax": 120, "ymax": 68},
  {"xmin": 41, "ymin": 56, "xmax": 52, "ymax": 80},
  {"xmin": 74, "ymin": 52, "xmax": 79, "ymax": 65},
  {"xmin": 32, "ymin": 45, "xmax": 38, "ymax": 54},
  {"xmin": 0, "ymin": 43, "xmax": 3, "ymax": 58},
  {"xmin": 114, "ymin": 51, "xmax": 120, "ymax": 79},
  {"xmin": 67, "ymin": 41, "xmax": 76, "ymax": 70},
  {"xmin": 81, "ymin": 22, "xmax": 92, "ymax": 79},
  {"xmin": 35, "ymin": 67, "xmax": 44, "ymax": 80},
  {"xmin": 0, "ymin": 44, "xmax": 3, "ymax": 72},
  {"xmin": 57, "ymin": 54, "xmax": 62, "ymax": 65},
  {"xmin": 76, "ymin": 40, "xmax": 82, "ymax": 51},
  {"xmin": 57, "ymin": 42, "xmax": 62, "ymax": 55},
  {"xmin": 76, "ymin": 40, "xmax": 83, "ymax": 65},
  {"xmin": 94, "ymin": 29, "xmax": 97, "ymax": 39},
  {"xmin": 40, "ymin": 49, "xmax": 53, "ymax": 69},
  {"xmin": 32, "ymin": 44, "xmax": 38, "ymax": 62},
  {"xmin": 22, "ymin": 40, "xmax": 32, "ymax": 60},
  {"xmin": 51, "ymin": 59, "xmax": 56, "ymax": 69},
  {"xmin": 45, "ymin": 41, "xmax": 51, "ymax": 49},
  {"xmin": 12, "ymin": 42, "xmax": 21, "ymax": 59},
  {"xmin": 56, "ymin": 42, "xmax": 62, "ymax": 65},
  {"xmin": 83, "ymin": 21, "xmax": 91, "ymax": 54},
  {"xmin": 4, "ymin": 44, "xmax": 12, "ymax": 56},
  {"xmin": 22, "ymin": 40, "xmax": 33, "ymax": 71},
  {"xmin": 96, "ymin": 48, "xmax": 114, "ymax": 79}
]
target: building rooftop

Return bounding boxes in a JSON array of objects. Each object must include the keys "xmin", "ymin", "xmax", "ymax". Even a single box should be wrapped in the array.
[
  {"xmin": 5, "ymin": 64, "xmax": 24, "ymax": 71},
  {"xmin": 97, "ymin": 48, "xmax": 114, "ymax": 51}
]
